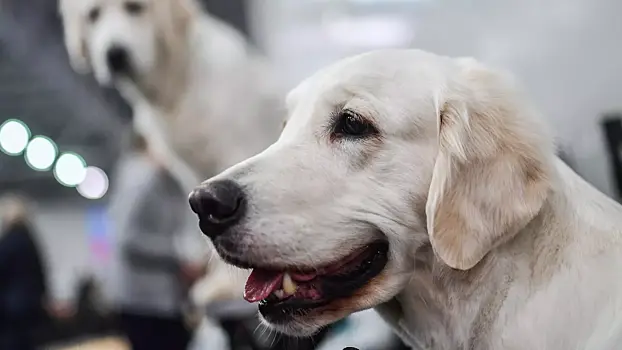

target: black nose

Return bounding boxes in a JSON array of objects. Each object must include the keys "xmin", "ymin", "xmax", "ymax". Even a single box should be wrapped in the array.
[
  {"xmin": 106, "ymin": 46, "xmax": 130, "ymax": 74},
  {"xmin": 188, "ymin": 180, "xmax": 246, "ymax": 238}
]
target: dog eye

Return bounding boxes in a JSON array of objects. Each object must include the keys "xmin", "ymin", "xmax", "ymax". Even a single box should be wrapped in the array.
[
  {"xmin": 87, "ymin": 6, "xmax": 101, "ymax": 23},
  {"xmin": 333, "ymin": 110, "xmax": 377, "ymax": 139},
  {"xmin": 125, "ymin": 1, "xmax": 145, "ymax": 15}
]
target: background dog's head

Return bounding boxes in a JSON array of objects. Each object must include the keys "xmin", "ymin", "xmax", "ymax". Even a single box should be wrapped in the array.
[
  {"xmin": 59, "ymin": 0, "xmax": 198, "ymax": 86},
  {"xmin": 189, "ymin": 49, "xmax": 553, "ymax": 336}
]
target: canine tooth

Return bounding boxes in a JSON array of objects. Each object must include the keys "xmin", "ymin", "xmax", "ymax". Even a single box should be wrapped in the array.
[
  {"xmin": 283, "ymin": 273, "xmax": 297, "ymax": 295},
  {"xmin": 274, "ymin": 290, "xmax": 285, "ymax": 299}
]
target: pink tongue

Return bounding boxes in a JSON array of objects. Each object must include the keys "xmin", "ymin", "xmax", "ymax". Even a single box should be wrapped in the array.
[{"xmin": 244, "ymin": 269, "xmax": 284, "ymax": 303}]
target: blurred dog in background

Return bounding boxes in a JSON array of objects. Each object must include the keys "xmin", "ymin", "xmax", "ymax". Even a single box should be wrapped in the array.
[
  {"xmin": 58, "ymin": 0, "xmax": 283, "ymax": 317},
  {"xmin": 58, "ymin": 0, "xmax": 282, "ymax": 191}
]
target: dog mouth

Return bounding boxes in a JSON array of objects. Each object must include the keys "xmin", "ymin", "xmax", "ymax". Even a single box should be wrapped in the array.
[{"xmin": 237, "ymin": 241, "xmax": 389, "ymax": 323}]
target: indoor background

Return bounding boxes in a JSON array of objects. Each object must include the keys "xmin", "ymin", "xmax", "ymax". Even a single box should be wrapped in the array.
[{"xmin": 0, "ymin": 0, "xmax": 621, "ymax": 349}]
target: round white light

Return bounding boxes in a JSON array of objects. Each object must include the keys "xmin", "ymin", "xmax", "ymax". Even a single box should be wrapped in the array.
[
  {"xmin": 0, "ymin": 119, "xmax": 31, "ymax": 155},
  {"xmin": 25, "ymin": 136, "xmax": 58, "ymax": 171},
  {"xmin": 77, "ymin": 166, "xmax": 109, "ymax": 200},
  {"xmin": 54, "ymin": 152, "xmax": 87, "ymax": 187}
]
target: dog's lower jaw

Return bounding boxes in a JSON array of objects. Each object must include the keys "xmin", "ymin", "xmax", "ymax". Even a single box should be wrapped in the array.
[
  {"xmin": 256, "ymin": 295, "xmax": 365, "ymax": 338},
  {"xmin": 260, "ymin": 316, "xmax": 325, "ymax": 338}
]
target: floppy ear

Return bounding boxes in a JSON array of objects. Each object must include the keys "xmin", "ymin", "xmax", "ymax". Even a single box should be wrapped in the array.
[
  {"xmin": 425, "ymin": 58, "xmax": 552, "ymax": 270},
  {"xmin": 59, "ymin": 0, "xmax": 91, "ymax": 74},
  {"xmin": 153, "ymin": 0, "xmax": 199, "ymax": 57}
]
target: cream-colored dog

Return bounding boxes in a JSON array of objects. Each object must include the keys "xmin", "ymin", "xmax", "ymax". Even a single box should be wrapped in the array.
[
  {"xmin": 58, "ymin": 0, "xmax": 281, "ymax": 190},
  {"xmin": 189, "ymin": 49, "xmax": 622, "ymax": 349},
  {"xmin": 59, "ymin": 0, "xmax": 282, "ymax": 306}
]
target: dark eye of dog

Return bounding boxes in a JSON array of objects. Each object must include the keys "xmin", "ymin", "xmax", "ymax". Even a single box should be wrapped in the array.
[
  {"xmin": 333, "ymin": 110, "xmax": 377, "ymax": 139},
  {"xmin": 125, "ymin": 1, "xmax": 145, "ymax": 15},
  {"xmin": 88, "ymin": 6, "xmax": 101, "ymax": 23}
]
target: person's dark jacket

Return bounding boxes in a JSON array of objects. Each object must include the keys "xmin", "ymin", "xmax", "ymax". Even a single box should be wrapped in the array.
[{"xmin": 0, "ymin": 220, "xmax": 48, "ymax": 327}]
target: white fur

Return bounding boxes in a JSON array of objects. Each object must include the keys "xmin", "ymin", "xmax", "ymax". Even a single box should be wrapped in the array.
[
  {"xmin": 200, "ymin": 49, "xmax": 622, "ymax": 349},
  {"xmin": 59, "ymin": 0, "xmax": 283, "ymax": 306}
]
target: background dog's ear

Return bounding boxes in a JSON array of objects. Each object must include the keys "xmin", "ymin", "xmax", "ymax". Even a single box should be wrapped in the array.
[
  {"xmin": 153, "ymin": 0, "xmax": 200, "ymax": 58},
  {"xmin": 425, "ymin": 58, "xmax": 552, "ymax": 270},
  {"xmin": 59, "ymin": 0, "xmax": 91, "ymax": 74}
]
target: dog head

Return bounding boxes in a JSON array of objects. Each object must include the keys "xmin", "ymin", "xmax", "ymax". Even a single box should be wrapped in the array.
[
  {"xmin": 59, "ymin": 0, "xmax": 198, "ymax": 86},
  {"xmin": 189, "ymin": 49, "xmax": 553, "ymax": 336}
]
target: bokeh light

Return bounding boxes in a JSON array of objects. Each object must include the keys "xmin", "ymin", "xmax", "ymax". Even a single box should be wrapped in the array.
[
  {"xmin": 54, "ymin": 152, "xmax": 87, "ymax": 187},
  {"xmin": 25, "ymin": 136, "xmax": 58, "ymax": 171},
  {"xmin": 77, "ymin": 166, "xmax": 109, "ymax": 200},
  {"xmin": 0, "ymin": 119, "xmax": 31, "ymax": 155}
]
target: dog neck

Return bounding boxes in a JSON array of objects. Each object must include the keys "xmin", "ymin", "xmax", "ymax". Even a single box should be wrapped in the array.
[
  {"xmin": 385, "ymin": 185, "xmax": 575, "ymax": 349},
  {"xmin": 389, "ymin": 244, "xmax": 511, "ymax": 349}
]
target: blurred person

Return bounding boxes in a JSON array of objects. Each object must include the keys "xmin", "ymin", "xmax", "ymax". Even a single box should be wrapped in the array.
[
  {"xmin": 0, "ymin": 195, "xmax": 48, "ymax": 350},
  {"xmin": 108, "ymin": 131, "xmax": 207, "ymax": 350}
]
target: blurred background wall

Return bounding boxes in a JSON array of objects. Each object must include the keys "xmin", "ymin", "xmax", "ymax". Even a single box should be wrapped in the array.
[{"xmin": 251, "ymin": 0, "xmax": 622, "ymax": 196}]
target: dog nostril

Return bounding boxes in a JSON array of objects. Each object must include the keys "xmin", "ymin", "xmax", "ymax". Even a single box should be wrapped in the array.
[
  {"xmin": 106, "ymin": 46, "xmax": 130, "ymax": 73},
  {"xmin": 205, "ymin": 197, "xmax": 243, "ymax": 224}
]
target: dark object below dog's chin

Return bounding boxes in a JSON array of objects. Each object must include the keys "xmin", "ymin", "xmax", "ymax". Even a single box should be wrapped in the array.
[{"xmin": 258, "ymin": 241, "xmax": 389, "ymax": 327}]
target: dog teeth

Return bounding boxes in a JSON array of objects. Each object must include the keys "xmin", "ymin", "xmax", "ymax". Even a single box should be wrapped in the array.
[
  {"xmin": 274, "ymin": 290, "xmax": 285, "ymax": 299},
  {"xmin": 283, "ymin": 273, "xmax": 297, "ymax": 295}
]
